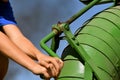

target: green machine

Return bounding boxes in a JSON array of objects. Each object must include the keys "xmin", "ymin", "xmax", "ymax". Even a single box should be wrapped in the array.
[{"xmin": 40, "ymin": 0, "xmax": 120, "ymax": 80}]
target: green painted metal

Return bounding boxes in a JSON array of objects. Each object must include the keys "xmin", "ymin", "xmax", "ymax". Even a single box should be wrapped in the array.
[
  {"xmin": 58, "ymin": 5, "xmax": 120, "ymax": 80},
  {"xmin": 40, "ymin": 0, "xmax": 101, "ymax": 58},
  {"xmin": 39, "ymin": 0, "xmax": 120, "ymax": 80},
  {"xmin": 40, "ymin": 29, "xmax": 59, "ymax": 58},
  {"xmin": 66, "ymin": 0, "xmax": 100, "ymax": 24},
  {"xmin": 80, "ymin": 0, "xmax": 115, "ymax": 5}
]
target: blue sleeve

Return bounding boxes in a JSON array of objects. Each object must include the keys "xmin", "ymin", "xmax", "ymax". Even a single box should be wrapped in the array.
[{"xmin": 0, "ymin": 1, "xmax": 17, "ymax": 26}]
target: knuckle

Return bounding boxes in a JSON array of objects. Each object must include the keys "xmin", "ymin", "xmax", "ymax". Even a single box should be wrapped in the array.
[{"xmin": 41, "ymin": 68, "xmax": 47, "ymax": 73}]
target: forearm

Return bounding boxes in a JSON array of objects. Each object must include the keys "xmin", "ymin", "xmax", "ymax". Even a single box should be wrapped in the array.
[
  {"xmin": 3, "ymin": 24, "xmax": 40, "ymax": 60},
  {"xmin": 0, "ymin": 32, "xmax": 38, "ymax": 71},
  {"xmin": 12, "ymin": 35, "xmax": 41, "ymax": 60}
]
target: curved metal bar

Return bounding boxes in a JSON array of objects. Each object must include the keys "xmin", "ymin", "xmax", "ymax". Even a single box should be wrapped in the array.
[
  {"xmin": 66, "ymin": 0, "xmax": 101, "ymax": 24},
  {"xmin": 40, "ymin": 30, "xmax": 60, "ymax": 58}
]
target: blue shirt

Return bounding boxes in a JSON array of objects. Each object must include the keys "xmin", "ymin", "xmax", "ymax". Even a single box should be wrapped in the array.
[{"xmin": 0, "ymin": 1, "xmax": 16, "ymax": 27}]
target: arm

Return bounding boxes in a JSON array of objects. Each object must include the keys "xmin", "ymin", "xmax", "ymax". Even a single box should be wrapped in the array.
[
  {"xmin": 3, "ymin": 24, "xmax": 38, "ymax": 59},
  {"xmin": 0, "ymin": 30, "xmax": 62, "ymax": 79},
  {"xmin": 0, "ymin": 31, "xmax": 40, "ymax": 73},
  {"xmin": 2, "ymin": 24, "xmax": 63, "ymax": 79},
  {"xmin": 1, "ymin": 1, "xmax": 63, "ymax": 79}
]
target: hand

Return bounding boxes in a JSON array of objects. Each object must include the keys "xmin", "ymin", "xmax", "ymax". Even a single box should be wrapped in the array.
[{"xmin": 36, "ymin": 53, "xmax": 63, "ymax": 79}]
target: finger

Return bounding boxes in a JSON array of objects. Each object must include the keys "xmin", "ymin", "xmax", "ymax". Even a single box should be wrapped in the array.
[
  {"xmin": 53, "ymin": 58, "xmax": 64, "ymax": 77},
  {"xmin": 52, "ymin": 58, "xmax": 63, "ymax": 71},
  {"xmin": 49, "ymin": 58, "xmax": 60, "ymax": 73},
  {"xmin": 41, "ymin": 69, "xmax": 51, "ymax": 79},
  {"xmin": 55, "ymin": 58, "xmax": 64, "ymax": 69},
  {"xmin": 38, "ymin": 66, "xmax": 51, "ymax": 79},
  {"xmin": 40, "ymin": 64, "xmax": 57, "ymax": 78},
  {"xmin": 48, "ymin": 63, "xmax": 57, "ymax": 77},
  {"xmin": 38, "ymin": 61, "xmax": 49, "ymax": 68},
  {"xmin": 38, "ymin": 59, "xmax": 59, "ymax": 76}
]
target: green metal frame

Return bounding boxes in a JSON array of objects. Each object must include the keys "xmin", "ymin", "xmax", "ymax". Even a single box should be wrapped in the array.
[
  {"xmin": 40, "ymin": 0, "xmax": 116, "ymax": 58},
  {"xmin": 39, "ymin": 0, "xmax": 118, "ymax": 79},
  {"xmin": 40, "ymin": 0, "xmax": 100, "ymax": 57}
]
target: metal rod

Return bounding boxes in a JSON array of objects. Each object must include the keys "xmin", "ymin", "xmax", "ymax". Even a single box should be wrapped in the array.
[
  {"xmin": 66, "ymin": 0, "xmax": 100, "ymax": 24},
  {"xmin": 40, "ymin": 30, "xmax": 60, "ymax": 58}
]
